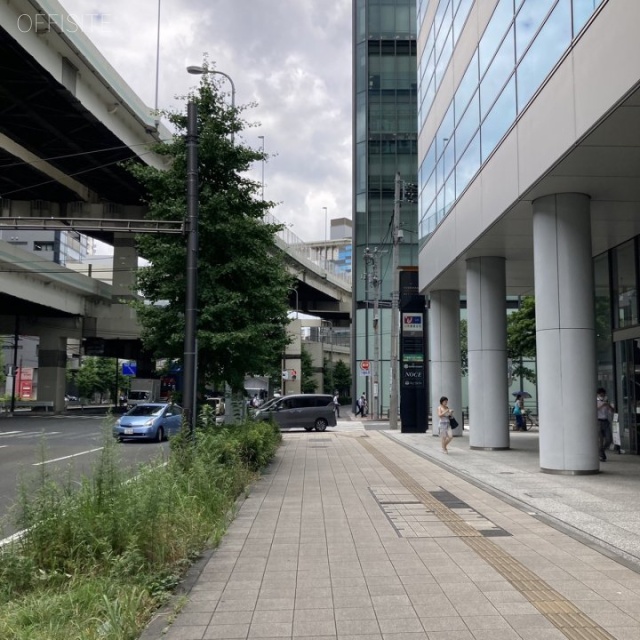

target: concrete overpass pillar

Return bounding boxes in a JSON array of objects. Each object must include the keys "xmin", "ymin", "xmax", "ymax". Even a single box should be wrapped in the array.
[
  {"xmin": 112, "ymin": 233, "xmax": 137, "ymax": 302},
  {"xmin": 429, "ymin": 290, "xmax": 463, "ymax": 436},
  {"xmin": 38, "ymin": 333, "xmax": 67, "ymax": 413}
]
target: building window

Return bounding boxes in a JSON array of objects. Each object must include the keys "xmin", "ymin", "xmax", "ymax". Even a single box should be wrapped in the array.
[
  {"xmin": 612, "ymin": 240, "xmax": 638, "ymax": 329},
  {"xmin": 33, "ymin": 241, "xmax": 55, "ymax": 252}
]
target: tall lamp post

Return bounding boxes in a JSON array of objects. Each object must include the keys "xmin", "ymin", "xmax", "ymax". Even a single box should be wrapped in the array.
[
  {"xmin": 182, "ymin": 95, "xmax": 199, "ymax": 435},
  {"xmin": 187, "ymin": 65, "xmax": 236, "ymax": 142},
  {"xmin": 322, "ymin": 206, "xmax": 328, "ymax": 245}
]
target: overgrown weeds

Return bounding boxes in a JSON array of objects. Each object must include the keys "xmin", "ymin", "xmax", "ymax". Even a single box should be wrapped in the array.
[{"xmin": 0, "ymin": 417, "xmax": 281, "ymax": 640}]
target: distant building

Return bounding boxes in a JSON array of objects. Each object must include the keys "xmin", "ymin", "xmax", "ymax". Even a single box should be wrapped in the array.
[{"xmin": 307, "ymin": 217, "xmax": 352, "ymax": 275}]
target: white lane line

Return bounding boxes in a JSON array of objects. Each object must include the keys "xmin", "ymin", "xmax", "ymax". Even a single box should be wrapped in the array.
[
  {"xmin": 33, "ymin": 447, "xmax": 103, "ymax": 466},
  {"xmin": 0, "ymin": 445, "xmax": 7, "ymax": 449},
  {"xmin": 0, "ymin": 431, "xmax": 23, "ymax": 437}
]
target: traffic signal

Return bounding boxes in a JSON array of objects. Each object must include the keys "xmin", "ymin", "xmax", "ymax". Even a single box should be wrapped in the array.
[{"xmin": 290, "ymin": 370, "xmax": 297, "ymax": 380}]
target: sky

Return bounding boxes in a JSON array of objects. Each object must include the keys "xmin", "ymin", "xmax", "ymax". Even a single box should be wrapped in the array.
[{"xmin": 57, "ymin": 0, "xmax": 353, "ymax": 244}]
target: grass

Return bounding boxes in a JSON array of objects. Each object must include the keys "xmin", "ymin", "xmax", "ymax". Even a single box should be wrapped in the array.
[{"xmin": 0, "ymin": 415, "xmax": 281, "ymax": 640}]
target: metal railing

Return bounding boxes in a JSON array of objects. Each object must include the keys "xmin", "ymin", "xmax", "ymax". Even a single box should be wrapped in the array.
[{"xmin": 264, "ymin": 212, "xmax": 351, "ymax": 283}]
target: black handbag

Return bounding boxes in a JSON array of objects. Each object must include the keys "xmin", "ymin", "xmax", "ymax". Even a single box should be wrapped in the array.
[{"xmin": 449, "ymin": 417, "xmax": 459, "ymax": 429}]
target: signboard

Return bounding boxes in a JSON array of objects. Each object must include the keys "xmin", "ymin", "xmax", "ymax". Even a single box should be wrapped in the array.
[
  {"xmin": 122, "ymin": 362, "xmax": 137, "ymax": 376},
  {"xmin": 359, "ymin": 360, "xmax": 371, "ymax": 377},
  {"xmin": 402, "ymin": 363, "xmax": 424, "ymax": 388},
  {"xmin": 402, "ymin": 313, "xmax": 423, "ymax": 332},
  {"xmin": 16, "ymin": 368, "xmax": 34, "ymax": 399}
]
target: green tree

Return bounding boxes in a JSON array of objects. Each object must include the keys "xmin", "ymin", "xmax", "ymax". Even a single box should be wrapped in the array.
[
  {"xmin": 75, "ymin": 357, "xmax": 119, "ymax": 401},
  {"xmin": 300, "ymin": 347, "xmax": 317, "ymax": 394},
  {"xmin": 507, "ymin": 296, "xmax": 537, "ymax": 384},
  {"xmin": 126, "ymin": 69, "xmax": 291, "ymax": 392},
  {"xmin": 332, "ymin": 360, "xmax": 351, "ymax": 398},
  {"xmin": 322, "ymin": 356, "xmax": 334, "ymax": 394}
]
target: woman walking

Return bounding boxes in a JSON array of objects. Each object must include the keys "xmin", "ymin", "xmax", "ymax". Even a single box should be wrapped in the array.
[{"xmin": 438, "ymin": 396, "xmax": 455, "ymax": 453}]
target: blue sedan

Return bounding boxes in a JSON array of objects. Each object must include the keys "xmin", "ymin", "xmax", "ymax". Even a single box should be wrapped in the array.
[{"xmin": 113, "ymin": 403, "xmax": 183, "ymax": 442}]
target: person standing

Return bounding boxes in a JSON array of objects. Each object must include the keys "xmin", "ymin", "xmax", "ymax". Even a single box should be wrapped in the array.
[
  {"xmin": 333, "ymin": 391, "xmax": 340, "ymax": 418},
  {"xmin": 597, "ymin": 387, "xmax": 614, "ymax": 462},
  {"xmin": 513, "ymin": 394, "xmax": 525, "ymax": 431},
  {"xmin": 355, "ymin": 393, "xmax": 365, "ymax": 417},
  {"xmin": 438, "ymin": 396, "xmax": 454, "ymax": 453}
]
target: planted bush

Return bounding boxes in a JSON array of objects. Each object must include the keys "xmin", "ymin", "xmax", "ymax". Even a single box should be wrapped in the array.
[{"xmin": 0, "ymin": 417, "xmax": 281, "ymax": 640}]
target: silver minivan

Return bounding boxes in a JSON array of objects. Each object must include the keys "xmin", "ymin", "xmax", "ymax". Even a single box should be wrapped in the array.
[{"xmin": 254, "ymin": 394, "xmax": 337, "ymax": 431}]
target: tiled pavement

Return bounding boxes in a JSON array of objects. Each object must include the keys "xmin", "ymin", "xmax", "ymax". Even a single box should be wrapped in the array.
[{"xmin": 140, "ymin": 427, "xmax": 640, "ymax": 640}]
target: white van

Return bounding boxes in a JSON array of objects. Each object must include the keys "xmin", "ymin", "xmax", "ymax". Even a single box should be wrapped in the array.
[{"xmin": 254, "ymin": 394, "xmax": 337, "ymax": 431}]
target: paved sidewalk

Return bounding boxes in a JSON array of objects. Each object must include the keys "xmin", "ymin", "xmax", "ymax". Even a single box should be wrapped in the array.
[{"xmin": 141, "ymin": 428, "xmax": 640, "ymax": 640}]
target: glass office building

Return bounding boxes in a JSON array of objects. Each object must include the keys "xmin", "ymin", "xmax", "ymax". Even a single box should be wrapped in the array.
[
  {"xmin": 417, "ymin": 0, "xmax": 640, "ymax": 471},
  {"xmin": 352, "ymin": 0, "xmax": 419, "ymax": 416}
]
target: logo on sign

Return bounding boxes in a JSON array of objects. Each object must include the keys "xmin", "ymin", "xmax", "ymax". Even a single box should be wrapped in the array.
[{"xmin": 402, "ymin": 313, "xmax": 423, "ymax": 332}]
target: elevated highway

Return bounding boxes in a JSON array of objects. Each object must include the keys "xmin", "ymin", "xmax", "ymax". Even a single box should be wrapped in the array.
[{"xmin": 0, "ymin": 0, "xmax": 351, "ymax": 411}]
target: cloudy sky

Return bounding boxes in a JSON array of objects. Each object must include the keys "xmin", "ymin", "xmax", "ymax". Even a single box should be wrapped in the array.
[{"xmin": 58, "ymin": 0, "xmax": 352, "ymax": 243}]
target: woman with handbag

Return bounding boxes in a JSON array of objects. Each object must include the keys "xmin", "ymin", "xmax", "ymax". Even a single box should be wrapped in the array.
[{"xmin": 438, "ymin": 396, "xmax": 455, "ymax": 453}]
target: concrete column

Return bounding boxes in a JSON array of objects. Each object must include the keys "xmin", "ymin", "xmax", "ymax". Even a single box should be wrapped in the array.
[
  {"xmin": 467, "ymin": 257, "xmax": 509, "ymax": 450},
  {"xmin": 283, "ymin": 319, "xmax": 302, "ymax": 395},
  {"xmin": 112, "ymin": 233, "xmax": 137, "ymax": 302},
  {"xmin": 38, "ymin": 333, "xmax": 67, "ymax": 413},
  {"xmin": 429, "ymin": 290, "xmax": 462, "ymax": 436},
  {"xmin": 533, "ymin": 193, "xmax": 598, "ymax": 474}
]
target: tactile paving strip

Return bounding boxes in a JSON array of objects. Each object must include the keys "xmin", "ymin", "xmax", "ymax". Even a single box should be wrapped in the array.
[
  {"xmin": 370, "ymin": 487, "xmax": 510, "ymax": 538},
  {"xmin": 359, "ymin": 438, "xmax": 617, "ymax": 640}
]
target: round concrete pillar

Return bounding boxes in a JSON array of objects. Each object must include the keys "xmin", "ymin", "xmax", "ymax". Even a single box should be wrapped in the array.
[
  {"xmin": 429, "ymin": 290, "xmax": 463, "ymax": 436},
  {"xmin": 467, "ymin": 257, "xmax": 509, "ymax": 450},
  {"xmin": 533, "ymin": 193, "xmax": 598, "ymax": 474}
]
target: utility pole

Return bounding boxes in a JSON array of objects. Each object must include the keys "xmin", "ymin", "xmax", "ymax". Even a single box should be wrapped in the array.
[
  {"xmin": 389, "ymin": 172, "xmax": 401, "ymax": 429},
  {"xmin": 364, "ymin": 247, "xmax": 381, "ymax": 420}
]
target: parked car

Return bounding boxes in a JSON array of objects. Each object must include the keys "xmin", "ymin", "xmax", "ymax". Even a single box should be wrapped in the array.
[
  {"xmin": 113, "ymin": 403, "xmax": 183, "ymax": 442},
  {"xmin": 253, "ymin": 394, "xmax": 336, "ymax": 431}
]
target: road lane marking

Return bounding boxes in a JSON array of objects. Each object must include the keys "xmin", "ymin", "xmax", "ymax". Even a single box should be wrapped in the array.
[
  {"xmin": 33, "ymin": 447, "xmax": 104, "ymax": 466},
  {"xmin": 0, "ymin": 431, "xmax": 23, "ymax": 437}
]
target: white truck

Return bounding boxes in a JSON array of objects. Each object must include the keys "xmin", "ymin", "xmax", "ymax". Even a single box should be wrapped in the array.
[{"xmin": 127, "ymin": 378, "xmax": 161, "ymax": 408}]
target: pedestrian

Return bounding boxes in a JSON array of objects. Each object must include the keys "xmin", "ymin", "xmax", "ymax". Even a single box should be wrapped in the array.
[
  {"xmin": 355, "ymin": 392, "xmax": 366, "ymax": 417},
  {"xmin": 438, "ymin": 396, "xmax": 455, "ymax": 453},
  {"xmin": 597, "ymin": 387, "xmax": 614, "ymax": 462},
  {"xmin": 333, "ymin": 390, "xmax": 340, "ymax": 418},
  {"xmin": 513, "ymin": 394, "xmax": 525, "ymax": 431}
]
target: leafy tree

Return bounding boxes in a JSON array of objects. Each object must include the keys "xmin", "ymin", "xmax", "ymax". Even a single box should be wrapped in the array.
[
  {"xmin": 332, "ymin": 360, "xmax": 351, "ymax": 398},
  {"xmin": 75, "ymin": 357, "xmax": 117, "ymax": 400},
  {"xmin": 126, "ymin": 68, "xmax": 291, "ymax": 392},
  {"xmin": 322, "ymin": 356, "xmax": 334, "ymax": 394},
  {"xmin": 300, "ymin": 347, "xmax": 317, "ymax": 394},
  {"xmin": 507, "ymin": 296, "xmax": 537, "ymax": 384}
]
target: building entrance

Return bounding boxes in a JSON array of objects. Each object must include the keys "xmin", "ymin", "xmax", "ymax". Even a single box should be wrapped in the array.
[{"xmin": 615, "ymin": 339, "xmax": 640, "ymax": 455}]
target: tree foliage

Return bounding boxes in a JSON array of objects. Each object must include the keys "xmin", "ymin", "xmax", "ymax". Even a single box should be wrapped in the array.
[
  {"xmin": 332, "ymin": 360, "xmax": 352, "ymax": 398},
  {"xmin": 75, "ymin": 357, "xmax": 118, "ymax": 400},
  {"xmin": 507, "ymin": 296, "xmax": 537, "ymax": 384},
  {"xmin": 322, "ymin": 357, "xmax": 334, "ymax": 394},
  {"xmin": 126, "ymin": 71, "xmax": 292, "ymax": 392},
  {"xmin": 300, "ymin": 347, "xmax": 317, "ymax": 394}
]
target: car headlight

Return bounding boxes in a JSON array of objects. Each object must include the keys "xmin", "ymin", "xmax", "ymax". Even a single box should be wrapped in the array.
[{"xmin": 144, "ymin": 418, "xmax": 155, "ymax": 426}]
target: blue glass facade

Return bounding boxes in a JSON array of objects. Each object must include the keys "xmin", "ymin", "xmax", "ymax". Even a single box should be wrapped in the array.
[{"xmin": 418, "ymin": 0, "xmax": 605, "ymax": 240}]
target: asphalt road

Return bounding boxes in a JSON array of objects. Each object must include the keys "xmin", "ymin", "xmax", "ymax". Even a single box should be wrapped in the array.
[{"xmin": 0, "ymin": 413, "xmax": 172, "ymax": 539}]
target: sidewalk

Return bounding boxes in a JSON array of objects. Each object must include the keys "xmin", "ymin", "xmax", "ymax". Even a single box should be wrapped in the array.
[{"xmin": 140, "ymin": 426, "xmax": 640, "ymax": 640}]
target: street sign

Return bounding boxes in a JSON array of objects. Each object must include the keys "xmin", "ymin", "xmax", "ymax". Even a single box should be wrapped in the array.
[
  {"xmin": 359, "ymin": 360, "xmax": 371, "ymax": 377},
  {"xmin": 122, "ymin": 362, "xmax": 137, "ymax": 376},
  {"xmin": 282, "ymin": 370, "xmax": 290, "ymax": 380}
]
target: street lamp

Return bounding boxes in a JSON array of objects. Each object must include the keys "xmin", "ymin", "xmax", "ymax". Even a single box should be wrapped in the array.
[
  {"xmin": 287, "ymin": 287, "xmax": 299, "ymax": 318},
  {"xmin": 322, "ymin": 206, "xmax": 328, "ymax": 247},
  {"xmin": 258, "ymin": 135, "xmax": 265, "ymax": 200},
  {"xmin": 182, "ymin": 92, "xmax": 199, "ymax": 435},
  {"xmin": 187, "ymin": 65, "xmax": 236, "ymax": 142}
]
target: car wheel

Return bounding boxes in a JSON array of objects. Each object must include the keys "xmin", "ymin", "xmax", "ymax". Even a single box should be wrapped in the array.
[
  {"xmin": 304, "ymin": 426, "xmax": 313, "ymax": 432},
  {"xmin": 315, "ymin": 418, "xmax": 328, "ymax": 432},
  {"xmin": 155, "ymin": 427, "xmax": 164, "ymax": 443}
]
